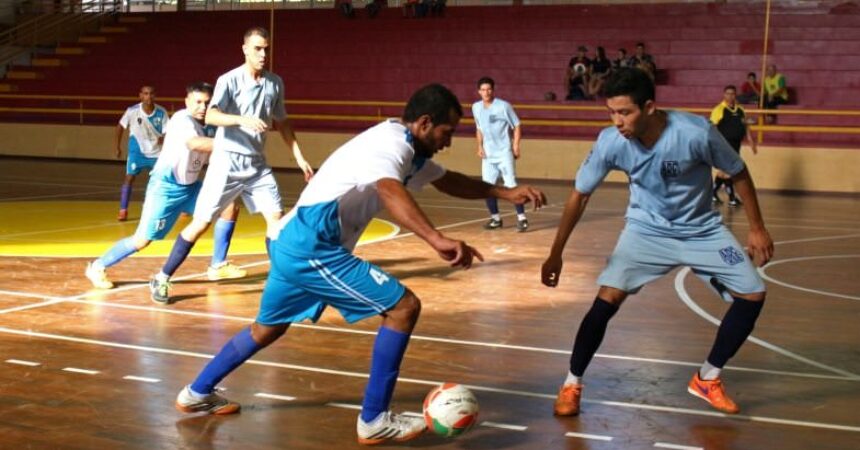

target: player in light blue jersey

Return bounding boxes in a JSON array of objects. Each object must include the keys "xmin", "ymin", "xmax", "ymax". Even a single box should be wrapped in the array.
[
  {"xmin": 472, "ymin": 77, "xmax": 528, "ymax": 231},
  {"xmin": 115, "ymin": 85, "xmax": 169, "ymax": 221},
  {"xmin": 173, "ymin": 84, "xmax": 547, "ymax": 445},
  {"xmin": 542, "ymin": 68, "xmax": 773, "ymax": 416},
  {"xmin": 86, "ymin": 83, "xmax": 244, "ymax": 289}
]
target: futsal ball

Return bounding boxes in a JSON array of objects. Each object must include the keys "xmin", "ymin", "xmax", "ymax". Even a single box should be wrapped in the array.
[{"xmin": 423, "ymin": 383, "xmax": 479, "ymax": 437}]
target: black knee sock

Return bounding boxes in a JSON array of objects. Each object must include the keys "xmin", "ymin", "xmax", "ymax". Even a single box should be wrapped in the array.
[
  {"xmin": 570, "ymin": 297, "xmax": 619, "ymax": 377},
  {"xmin": 724, "ymin": 179, "xmax": 736, "ymax": 199},
  {"xmin": 713, "ymin": 178, "xmax": 724, "ymax": 195},
  {"xmin": 706, "ymin": 297, "xmax": 765, "ymax": 368}
]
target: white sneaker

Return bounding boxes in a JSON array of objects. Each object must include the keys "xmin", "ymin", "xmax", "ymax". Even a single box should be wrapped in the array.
[
  {"xmin": 85, "ymin": 262, "xmax": 113, "ymax": 289},
  {"xmin": 207, "ymin": 262, "xmax": 247, "ymax": 281},
  {"xmin": 175, "ymin": 385, "xmax": 240, "ymax": 415},
  {"xmin": 356, "ymin": 411, "xmax": 426, "ymax": 445}
]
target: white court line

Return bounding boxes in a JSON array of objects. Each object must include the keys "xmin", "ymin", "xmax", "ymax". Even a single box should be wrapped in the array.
[
  {"xmin": 62, "ymin": 367, "xmax": 99, "ymax": 375},
  {"xmin": 0, "ymin": 179, "xmax": 115, "ymax": 189},
  {"xmin": 564, "ymin": 431, "xmax": 613, "ymax": 441},
  {"xmin": 759, "ymin": 255, "xmax": 860, "ymax": 301},
  {"xmin": 1, "ymin": 325, "xmax": 858, "ymax": 433},
  {"xmin": 654, "ymin": 443, "xmax": 702, "ymax": 450},
  {"xmin": 255, "ymin": 392, "xmax": 296, "ymax": 401},
  {"xmin": 675, "ymin": 267, "xmax": 860, "ymax": 380},
  {"xmin": 773, "ymin": 233, "xmax": 860, "ymax": 246},
  {"xmin": 0, "ymin": 189, "xmax": 118, "ymax": 202},
  {"xmin": 123, "ymin": 375, "xmax": 160, "ymax": 383},
  {"xmin": 0, "ymin": 299, "xmax": 66, "ymax": 315},
  {"xmin": 481, "ymin": 421, "xmax": 527, "ymax": 431},
  {"xmin": 0, "ymin": 220, "xmax": 141, "ymax": 240},
  {"xmin": 326, "ymin": 402, "xmax": 362, "ymax": 411},
  {"xmin": 724, "ymin": 222, "xmax": 859, "ymax": 232},
  {"xmin": 5, "ymin": 359, "xmax": 40, "ymax": 366}
]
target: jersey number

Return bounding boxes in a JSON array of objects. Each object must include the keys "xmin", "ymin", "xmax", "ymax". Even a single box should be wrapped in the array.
[{"xmin": 369, "ymin": 268, "xmax": 389, "ymax": 285}]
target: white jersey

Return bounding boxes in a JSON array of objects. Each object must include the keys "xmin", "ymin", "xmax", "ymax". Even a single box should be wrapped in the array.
[
  {"xmin": 151, "ymin": 109, "xmax": 212, "ymax": 185},
  {"xmin": 277, "ymin": 119, "xmax": 446, "ymax": 257},
  {"xmin": 119, "ymin": 103, "xmax": 169, "ymax": 157}
]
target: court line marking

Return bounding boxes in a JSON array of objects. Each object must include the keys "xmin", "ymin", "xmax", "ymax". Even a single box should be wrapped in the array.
[
  {"xmin": 654, "ymin": 443, "xmax": 702, "ymax": 450},
  {"xmin": 481, "ymin": 421, "xmax": 527, "ymax": 431},
  {"xmin": 0, "ymin": 189, "xmax": 118, "ymax": 202},
  {"xmin": 0, "ymin": 287, "xmax": 854, "ymax": 382},
  {"xmin": 62, "ymin": 367, "xmax": 99, "ymax": 375},
  {"xmin": 123, "ymin": 375, "xmax": 161, "ymax": 383},
  {"xmin": 326, "ymin": 402, "xmax": 362, "ymax": 411},
  {"xmin": 0, "ymin": 326, "xmax": 858, "ymax": 433},
  {"xmin": 565, "ymin": 431, "xmax": 613, "ymax": 441},
  {"xmin": 255, "ymin": 392, "xmax": 296, "ymax": 401},
  {"xmin": 676, "ymin": 272, "xmax": 860, "ymax": 381},
  {"xmin": 724, "ymin": 222, "xmax": 859, "ymax": 232},
  {"xmin": 5, "ymin": 359, "xmax": 40, "ymax": 366},
  {"xmin": 759, "ymin": 254, "xmax": 860, "ymax": 301}
]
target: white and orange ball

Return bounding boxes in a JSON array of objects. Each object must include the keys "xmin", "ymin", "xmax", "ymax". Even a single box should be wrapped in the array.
[{"xmin": 422, "ymin": 383, "xmax": 479, "ymax": 437}]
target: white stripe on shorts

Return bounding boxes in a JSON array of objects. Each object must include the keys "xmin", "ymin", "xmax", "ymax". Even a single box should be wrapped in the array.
[{"xmin": 308, "ymin": 259, "xmax": 387, "ymax": 314}]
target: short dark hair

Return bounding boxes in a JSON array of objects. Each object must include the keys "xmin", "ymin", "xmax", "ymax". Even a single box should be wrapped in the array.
[
  {"xmin": 186, "ymin": 81, "xmax": 214, "ymax": 96},
  {"xmin": 402, "ymin": 84, "xmax": 463, "ymax": 125},
  {"xmin": 477, "ymin": 77, "xmax": 494, "ymax": 89},
  {"xmin": 244, "ymin": 27, "xmax": 269, "ymax": 42},
  {"xmin": 724, "ymin": 85, "xmax": 737, "ymax": 92},
  {"xmin": 636, "ymin": 42, "xmax": 645, "ymax": 48},
  {"xmin": 618, "ymin": 48, "xmax": 627, "ymax": 55},
  {"xmin": 601, "ymin": 68, "xmax": 655, "ymax": 108},
  {"xmin": 747, "ymin": 72, "xmax": 756, "ymax": 78}
]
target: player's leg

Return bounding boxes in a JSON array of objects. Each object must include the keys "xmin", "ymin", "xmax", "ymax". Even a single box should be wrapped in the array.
[
  {"xmin": 498, "ymin": 157, "xmax": 528, "ymax": 232},
  {"xmin": 208, "ymin": 202, "xmax": 247, "ymax": 281},
  {"xmin": 118, "ymin": 148, "xmax": 140, "ymax": 221},
  {"xmin": 555, "ymin": 228, "xmax": 677, "ymax": 416},
  {"xmin": 481, "ymin": 159, "xmax": 503, "ymax": 229},
  {"xmin": 241, "ymin": 160, "xmax": 283, "ymax": 255},
  {"xmin": 685, "ymin": 228, "xmax": 766, "ymax": 414},
  {"xmin": 712, "ymin": 175, "xmax": 725, "ymax": 204}
]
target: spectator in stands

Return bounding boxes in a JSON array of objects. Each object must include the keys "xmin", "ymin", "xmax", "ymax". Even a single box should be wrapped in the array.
[
  {"xmin": 336, "ymin": 0, "xmax": 355, "ymax": 18},
  {"xmin": 763, "ymin": 64, "xmax": 788, "ymax": 123},
  {"xmin": 430, "ymin": 0, "xmax": 446, "ymax": 16},
  {"xmin": 612, "ymin": 48, "xmax": 630, "ymax": 71},
  {"xmin": 710, "ymin": 85, "xmax": 757, "ymax": 207},
  {"xmin": 628, "ymin": 42, "xmax": 656, "ymax": 80},
  {"xmin": 565, "ymin": 46, "xmax": 592, "ymax": 100},
  {"xmin": 366, "ymin": 0, "xmax": 385, "ymax": 18},
  {"xmin": 416, "ymin": 0, "xmax": 432, "ymax": 17},
  {"xmin": 587, "ymin": 46, "xmax": 612, "ymax": 98},
  {"xmin": 738, "ymin": 72, "xmax": 761, "ymax": 105},
  {"xmin": 403, "ymin": 0, "xmax": 417, "ymax": 18}
]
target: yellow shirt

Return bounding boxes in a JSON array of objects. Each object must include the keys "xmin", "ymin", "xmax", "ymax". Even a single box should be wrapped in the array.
[{"xmin": 764, "ymin": 73, "xmax": 788, "ymax": 100}]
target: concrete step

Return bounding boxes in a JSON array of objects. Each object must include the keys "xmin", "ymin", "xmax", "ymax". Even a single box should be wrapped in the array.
[
  {"xmin": 100, "ymin": 26, "xmax": 129, "ymax": 33},
  {"xmin": 55, "ymin": 47, "xmax": 87, "ymax": 55},
  {"xmin": 78, "ymin": 35, "xmax": 108, "ymax": 44},
  {"xmin": 31, "ymin": 57, "xmax": 66, "ymax": 67},
  {"xmin": 5, "ymin": 70, "xmax": 41, "ymax": 80},
  {"xmin": 0, "ymin": 83, "xmax": 17, "ymax": 92}
]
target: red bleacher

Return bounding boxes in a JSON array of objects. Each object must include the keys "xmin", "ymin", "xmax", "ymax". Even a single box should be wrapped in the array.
[{"xmin": 2, "ymin": 3, "xmax": 858, "ymax": 144}]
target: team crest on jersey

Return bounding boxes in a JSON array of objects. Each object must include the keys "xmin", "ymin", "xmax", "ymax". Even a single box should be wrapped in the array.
[
  {"xmin": 660, "ymin": 161, "xmax": 680, "ymax": 178},
  {"xmin": 719, "ymin": 246, "xmax": 745, "ymax": 266}
]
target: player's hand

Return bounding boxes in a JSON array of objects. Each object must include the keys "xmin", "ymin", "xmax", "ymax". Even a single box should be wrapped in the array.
[
  {"xmin": 477, "ymin": 148, "xmax": 485, "ymax": 159},
  {"xmin": 513, "ymin": 147, "xmax": 521, "ymax": 160},
  {"xmin": 747, "ymin": 227, "xmax": 774, "ymax": 267},
  {"xmin": 434, "ymin": 237, "xmax": 484, "ymax": 269},
  {"xmin": 541, "ymin": 255, "xmax": 563, "ymax": 287},
  {"xmin": 504, "ymin": 185, "xmax": 547, "ymax": 211},
  {"xmin": 240, "ymin": 116, "xmax": 269, "ymax": 133},
  {"xmin": 750, "ymin": 141, "xmax": 758, "ymax": 155},
  {"xmin": 297, "ymin": 157, "xmax": 314, "ymax": 182},
  {"xmin": 115, "ymin": 147, "xmax": 121, "ymax": 159}
]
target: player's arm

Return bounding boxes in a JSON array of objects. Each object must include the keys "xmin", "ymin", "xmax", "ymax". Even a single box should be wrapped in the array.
[
  {"xmin": 377, "ymin": 178, "xmax": 483, "ymax": 269},
  {"xmin": 475, "ymin": 128, "xmax": 485, "ymax": 158},
  {"xmin": 542, "ymin": 188, "xmax": 591, "ymax": 287},
  {"xmin": 431, "ymin": 171, "xmax": 546, "ymax": 210},
  {"xmin": 274, "ymin": 118, "xmax": 314, "ymax": 181},
  {"xmin": 205, "ymin": 107, "xmax": 268, "ymax": 133},
  {"xmin": 114, "ymin": 124, "xmax": 126, "ymax": 159},
  {"xmin": 186, "ymin": 136, "xmax": 214, "ymax": 153},
  {"xmin": 512, "ymin": 124, "xmax": 522, "ymax": 159},
  {"xmin": 744, "ymin": 122, "xmax": 758, "ymax": 154},
  {"xmin": 729, "ymin": 168, "xmax": 773, "ymax": 267}
]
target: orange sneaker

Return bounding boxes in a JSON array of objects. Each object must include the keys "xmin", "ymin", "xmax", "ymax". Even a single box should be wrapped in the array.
[
  {"xmin": 687, "ymin": 372, "xmax": 739, "ymax": 414},
  {"xmin": 117, "ymin": 209, "xmax": 128, "ymax": 221},
  {"xmin": 553, "ymin": 383, "xmax": 583, "ymax": 416}
]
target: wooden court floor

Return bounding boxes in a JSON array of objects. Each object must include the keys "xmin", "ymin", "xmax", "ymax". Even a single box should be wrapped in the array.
[{"xmin": 0, "ymin": 157, "xmax": 858, "ymax": 450}]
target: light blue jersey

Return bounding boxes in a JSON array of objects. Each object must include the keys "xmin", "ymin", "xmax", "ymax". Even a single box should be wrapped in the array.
[
  {"xmin": 576, "ymin": 110, "xmax": 745, "ymax": 237},
  {"xmin": 471, "ymin": 98, "xmax": 520, "ymax": 160}
]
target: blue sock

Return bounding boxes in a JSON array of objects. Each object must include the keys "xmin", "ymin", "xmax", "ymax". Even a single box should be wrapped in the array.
[
  {"xmin": 211, "ymin": 219, "xmax": 236, "ymax": 267},
  {"xmin": 190, "ymin": 327, "xmax": 262, "ymax": 395},
  {"xmin": 361, "ymin": 326, "xmax": 410, "ymax": 423},
  {"xmin": 97, "ymin": 237, "xmax": 138, "ymax": 268},
  {"xmin": 162, "ymin": 235, "xmax": 194, "ymax": 277},
  {"xmin": 120, "ymin": 184, "xmax": 132, "ymax": 210},
  {"xmin": 485, "ymin": 198, "xmax": 499, "ymax": 215},
  {"xmin": 515, "ymin": 203, "xmax": 525, "ymax": 215}
]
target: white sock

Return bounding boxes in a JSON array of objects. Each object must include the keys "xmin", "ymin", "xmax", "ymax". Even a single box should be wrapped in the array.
[
  {"xmin": 90, "ymin": 260, "xmax": 104, "ymax": 271},
  {"xmin": 156, "ymin": 272, "xmax": 170, "ymax": 282},
  {"xmin": 490, "ymin": 214, "xmax": 501, "ymax": 221},
  {"xmin": 699, "ymin": 361, "xmax": 721, "ymax": 380},
  {"xmin": 564, "ymin": 371, "xmax": 582, "ymax": 386},
  {"xmin": 517, "ymin": 213, "xmax": 527, "ymax": 221}
]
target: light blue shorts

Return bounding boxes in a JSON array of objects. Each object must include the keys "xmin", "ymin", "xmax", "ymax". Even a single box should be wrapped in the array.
[
  {"xmin": 126, "ymin": 140, "xmax": 158, "ymax": 176},
  {"xmin": 134, "ymin": 174, "xmax": 201, "ymax": 241},
  {"xmin": 597, "ymin": 226, "xmax": 766, "ymax": 295},
  {"xmin": 257, "ymin": 245, "xmax": 406, "ymax": 325},
  {"xmin": 482, "ymin": 156, "xmax": 517, "ymax": 188},
  {"xmin": 193, "ymin": 150, "xmax": 281, "ymax": 221}
]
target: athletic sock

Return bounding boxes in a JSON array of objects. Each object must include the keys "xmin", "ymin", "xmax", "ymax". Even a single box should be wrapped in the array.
[
  {"xmin": 211, "ymin": 219, "xmax": 236, "ymax": 267},
  {"xmin": 361, "ymin": 326, "xmax": 410, "ymax": 423},
  {"xmin": 162, "ymin": 235, "xmax": 195, "ymax": 277},
  {"xmin": 713, "ymin": 178, "xmax": 724, "ymax": 196},
  {"xmin": 190, "ymin": 327, "xmax": 262, "ymax": 395},
  {"xmin": 725, "ymin": 180, "xmax": 736, "ymax": 199},
  {"xmin": 564, "ymin": 371, "xmax": 582, "ymax": 386},
  {"xmin": 699, "ymin": 360, "xmax": 721, "ymax": 381},
  {"xmin": 96, "ymin": 237, "xmax": 138, "ymax": 268},
  {"xmin": 485, "ymin": 198, "xmax": 499, "ymax": 215},
  {"xmin": 570, "ymin": 297, "xmax": 619, "ymax": 377},
  {"xmin": 515, "ymin": 203, "xmax": 525, "ymax": 216},
  {"xmin": 706, "ymin": 297, "xmax": 765, "ymax": 369},
  {"xmin": 120, "ymin": 184, "xmax": 132, "ymax": 210}
]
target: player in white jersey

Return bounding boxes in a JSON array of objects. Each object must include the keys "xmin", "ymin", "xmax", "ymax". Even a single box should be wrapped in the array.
[
  {"xmin": 542, "ymin": 68, "xmax": 773, "ymax": 416},
  {"xmin": 148, "ymin": 27, "xmax": 314, "ymax": 303},
  {"xmin": 86, "ymin": 83, "xmax": 243, "ymax": 289},
  {"xmin": 115, "ymin": 85, "xmax": 169, "ymax": 221},
  {"xmin": 173, "ymin": 84, "xmax": 547, "ymax": 445}
]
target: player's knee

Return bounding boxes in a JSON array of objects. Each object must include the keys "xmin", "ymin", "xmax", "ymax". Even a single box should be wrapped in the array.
[
  {"xmin": 132, "ymin": 237, "xmax": 150, "ymax": 250},
  {"xmin": 597, "ymin": 286, "xmax": 628, "ymax": 306},
  {"xmin": 731, "ymin": 291, "xmax": 766, "ymax": 302},
  {"xmin": 389, "ymin": 290, "xmax": 422, "ymax": 325},
  {"xmin": 250, "ymin": 322, "xmax": 289, "ymax": 347}
]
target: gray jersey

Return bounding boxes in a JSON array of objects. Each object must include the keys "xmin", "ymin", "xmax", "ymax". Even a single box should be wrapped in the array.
[{"xmin": 210, "ymin": 65, "xmax": 287, "ymax": 156}]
